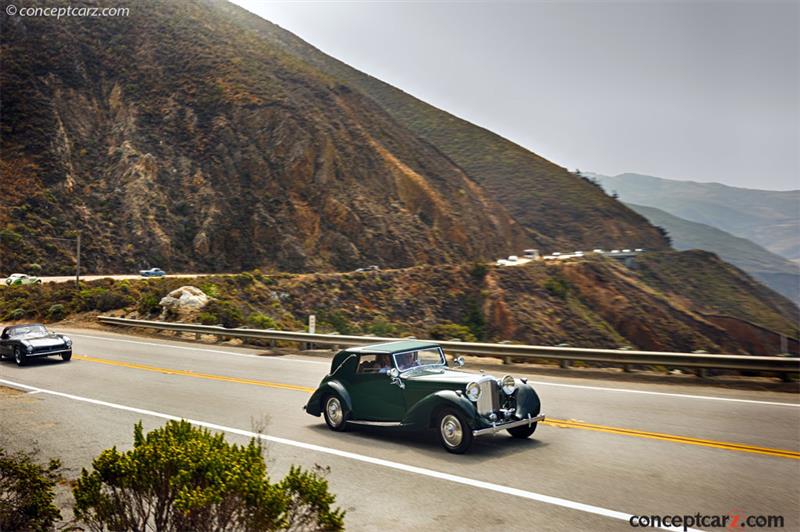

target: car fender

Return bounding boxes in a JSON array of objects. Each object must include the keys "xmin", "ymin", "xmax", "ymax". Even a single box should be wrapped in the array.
[
  {"xmin": 305, "ymin": 380, "xmax": 352, "ymax": 417},
  {"xmin": 402, "ymin": 390, "xmax": 477, "ymax": 430},
  {"xmin": 515, "ymin": 383, "xmax": 541, "ymax": 418}
]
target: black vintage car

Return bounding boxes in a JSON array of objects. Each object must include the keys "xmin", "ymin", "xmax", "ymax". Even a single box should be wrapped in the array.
[{"xmin": 0, "ymin": 324, "xmax": 72, "ymax": 366}]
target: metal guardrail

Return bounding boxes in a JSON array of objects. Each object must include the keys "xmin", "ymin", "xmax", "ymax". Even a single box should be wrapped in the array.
[{"xmin": 96, "ymin": 316, "xmax": 800, "ymax": 374}]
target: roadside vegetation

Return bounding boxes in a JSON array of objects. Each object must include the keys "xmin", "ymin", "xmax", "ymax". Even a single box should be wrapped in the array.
[
  {"xmin": 1, "ymin": 422, "xmax": 344, "ymax": 531},
  {"xmin": 0, "ymin": 253, "xmax": 797, "ymax": 355}
]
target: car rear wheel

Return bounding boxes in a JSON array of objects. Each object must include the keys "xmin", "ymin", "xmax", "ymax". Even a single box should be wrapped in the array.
[
  {"xmin": 61, "ymin": 351, "xmax": 72, "ymax": 362},
  {"xmin": 323, "ymin": 395, "xmax": 348, "ymax": 432},
  {"xmin": 14, "ymin": 347, "xmax": 27, "ymax": 367},
  {"xmin": 437, "ymin": 408, "xmax": 473, "ymax": 454},
  {"xmin": 507, "ymin": 422, "xmax": 537, "ymax": 439}
]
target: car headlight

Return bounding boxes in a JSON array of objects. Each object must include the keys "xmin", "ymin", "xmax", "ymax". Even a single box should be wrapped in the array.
[
  {"xmin": 63, "ymin": 336, "xmax": 72, "ymax": 347},
  {"xmin": 501, "ymin": 375, "xmax": 517, "ymax": 395},
  {"xmin": 465, "ymin": 381, "xmax": 481, "ymax": 402},
  {"xmin": 21, "ymin": 341, "xmax": 33, "ymax": 353}
]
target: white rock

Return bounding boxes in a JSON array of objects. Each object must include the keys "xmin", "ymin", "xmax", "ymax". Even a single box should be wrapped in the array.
[{"xmin": 159, "ymin": 286, "xmax": 211, "ymax": 312}]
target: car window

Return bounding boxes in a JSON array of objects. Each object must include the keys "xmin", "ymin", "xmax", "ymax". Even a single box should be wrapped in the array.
[
  {"xmin": 394, "ymin": 348, "xmax": 445, "ymax": 372},
  {"xmin": 8, "ymin": 325, "xmax": 48, "ymax": 338},
  {"xmin": 357, "ymin": 354, "xmax": 393, "ymax": 374}
]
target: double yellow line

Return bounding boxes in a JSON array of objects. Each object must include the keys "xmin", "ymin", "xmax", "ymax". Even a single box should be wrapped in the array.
[
  {"xmin": 543, "ymin": 418, "xmax": 800, "ymax": 460},
  {"xmin": 73, "ymin": 354, "xmax": 800, "ymax": 460}
]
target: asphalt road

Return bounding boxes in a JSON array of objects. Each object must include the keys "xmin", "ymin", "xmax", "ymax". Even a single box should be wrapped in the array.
[
  {"xmin": 1, "ymin": 328, "xmax": 798, "ymax": 531},
  {"xmin": 0, "ymin": 273, "xmax": 216, "ymax": 285}
]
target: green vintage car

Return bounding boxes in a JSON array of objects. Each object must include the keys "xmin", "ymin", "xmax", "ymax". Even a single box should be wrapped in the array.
[{"xmin": 304, "ymin": 340, "xmax": 545, "ymax": 453}]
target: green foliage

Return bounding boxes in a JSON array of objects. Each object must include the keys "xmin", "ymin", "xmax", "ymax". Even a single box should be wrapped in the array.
[
  {"xmin": 318, "ymin": 310, "xmax": 355, "ymax": 335},
  {"xmin": 79, "ymin": 287, "xmax": 134, "ymax": 312},
  {"xmin": 248, "ymin": 312, "xmax": 278, "ymax": 329},
  {"xmin": 198, "ymin": 313, "xmax": 218, "ymax": 326},
  {"xmin": 72, "ymin": 421, "xmax": 344, "ymax": 531},
  {"xmin": 468, "ymin": 262, "xmax": 489, "ymax": 282},
  {"xmin": 365, "ymin": 319, "xmax": 399, "ymax": 337},
  {"xmin": 202, "ymin": 300, "xmax": 244, "ymax": 328},
  {"xmin": 429, "ymin": 323, "xmax": 476, "ymax": 342},
  {"xmin": 461, "ymin": 295, "xmax": 486, "ymax": 341},
  {"xmin": 0, "ymin": 448, "xmax": 62, "ymax": 531},
  {"xmin": 199, "ymin": 283, "xmax": 221, "ymax": 299},
  {"xmin": 137, "ymin": 294, "xmax": 161, "ymax": 316},
  {"xmin": 9, "ymin": 308, "xmax": 25, "ymax": 320},
  {"xmin": 544, "ymin": 277, "xmax": 570, "ymax": 299},
  {"xmin": 46, "ymin": 303, "xmax": 66, "ymax": 321}
]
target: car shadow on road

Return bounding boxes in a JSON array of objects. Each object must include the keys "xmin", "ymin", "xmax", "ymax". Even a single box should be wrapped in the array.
[
  {"xmin": 0, "ymin": 357, "xmax": 70, "ymax": 368},
  {"xmin": 305, "ymin": 422, "xmax": 549, "ymax": 462}
]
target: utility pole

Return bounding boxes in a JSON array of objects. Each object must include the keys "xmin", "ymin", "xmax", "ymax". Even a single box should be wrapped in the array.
[{"xmin": 75, "ymin": 232, "xmax": 81, "ymax": 288}]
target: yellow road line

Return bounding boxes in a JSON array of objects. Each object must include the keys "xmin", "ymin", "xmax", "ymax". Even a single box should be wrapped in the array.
[
  {"xmin": 74, "ymin": 354, "xmax": 799, "ymax": 460},
  {"xmin": 543, "ymin": 418, "xmax": 800, "ymax": 460},
  {"xmin": 74, "ymin": 354, "xmax": 315, "ymax": 393}
]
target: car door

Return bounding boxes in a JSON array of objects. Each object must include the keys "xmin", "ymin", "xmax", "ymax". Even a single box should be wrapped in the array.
[{"xmin": 348, "ymin": 354, "xmax": 406, "ymax": 421}]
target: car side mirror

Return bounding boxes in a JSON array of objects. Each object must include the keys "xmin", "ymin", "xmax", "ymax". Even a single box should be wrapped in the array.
[
  {"xmin": 453, "ymin": 356, "xmax": 465, "ymax": 367},
  {"xmin": 388, "ymin": 368, "xmax": 405, "ymax": 389}
]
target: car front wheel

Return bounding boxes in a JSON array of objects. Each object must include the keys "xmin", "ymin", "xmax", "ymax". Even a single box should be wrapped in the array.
[
  {"xmin": 61, "ymin": 351, "xmax": 72, "ymax": 362},
  {"xmin": 14, "ymin": 347, "xmax": 27, "ymax": 367},
  {"xmin": 508, "ymin": 422, "xmax": 537, "ymax": 439},
  {"xmin": 323, "ymin": 395, "xmax": 348, "ymax": 432},
  {"xmin": 437, "ymin": 408, "xmax": 473, "ymax": 454}
]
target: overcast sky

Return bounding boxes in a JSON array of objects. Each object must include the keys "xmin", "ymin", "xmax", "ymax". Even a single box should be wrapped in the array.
[{"xmin": 231, "ymin": 0, "xmax": 799, "ymax": 191}]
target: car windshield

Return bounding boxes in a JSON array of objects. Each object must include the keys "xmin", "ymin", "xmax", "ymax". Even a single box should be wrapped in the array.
[
  {"xmin": 393, "ymin": 347, "xmax": 445, "ymax": 372},
  {"xmin": 7, "ymin": 325, "xmax": 48, "ymax": 338}
]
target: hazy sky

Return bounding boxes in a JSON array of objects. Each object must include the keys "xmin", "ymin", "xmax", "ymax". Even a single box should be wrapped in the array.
[{"xmin": 231, "ymin": 0, "xmax": 799, "ymax": 191}]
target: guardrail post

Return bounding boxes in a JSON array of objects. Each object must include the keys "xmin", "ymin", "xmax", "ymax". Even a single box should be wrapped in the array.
[
  {"xmin": 560, "ymin": 360, "xmax": 571, "ymax": 369},
  {"xmin": 696, "ymin": 368, "xmax": 708, "ymax": 378},
  {"xmin": 195, "ymin": 332, "xmax": 201, "ymax": 341}
]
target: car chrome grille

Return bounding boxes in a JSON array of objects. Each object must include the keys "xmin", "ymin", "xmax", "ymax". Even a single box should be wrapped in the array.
[{"xmin": 476, "ymin": 379, "xmax": 500, "ymax": 416}]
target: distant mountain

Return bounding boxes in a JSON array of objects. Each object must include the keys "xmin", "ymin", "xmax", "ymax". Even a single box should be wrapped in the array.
[
  {"xmin": 588, "ymin": 172, "xmax": 800, "ymax": 261},
  {"xmin": 626, "ymin": 203, "xmax": 799, "ymax": 304},
  {"xmin": 0, "ymin": 0, "xmax": 669, "ymax": 275}
]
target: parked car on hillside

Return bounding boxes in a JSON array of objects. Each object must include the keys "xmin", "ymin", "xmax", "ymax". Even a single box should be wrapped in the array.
[
  {"xmin": 0, "ymin": 324, "xmax": 72, "ymax": 366},
  {"xmin": 354, "ymin": 265, "xmax": 380, "ymax": 272},
  {"xmin": 4, "ymin": 273, "xmax": 42, "ymax": 286},
  {"xmin": 139, "ymin": 267, "xmax": 166, "ymax": 277},
  {"xmin": 304, "ymin": 340, "xmax": 545, "ymax": 454}
]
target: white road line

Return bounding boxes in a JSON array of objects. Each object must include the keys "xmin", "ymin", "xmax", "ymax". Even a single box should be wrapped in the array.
[
  {"xmin": 67, "ymin": 333, "xmax": 328, "ymax": 366},
  {"xmin": 0, "ymin": 377, "xmax": 694, "ymax": 532},
  {"xmin": 528, "ymin": 380, "xmax": 800, "ymax": 408},
  {"xmin": 67, "ymin": 332, "xmax": 799, "ymax": 408}
]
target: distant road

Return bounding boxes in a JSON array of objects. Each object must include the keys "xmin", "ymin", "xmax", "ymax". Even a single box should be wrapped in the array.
[
  {"xmin": 0, "ymin": 273, "xmax": 219, "ymax": 285},
  {"xmin": 1, "ymin": 328, "xmax": 798, "ymax": 530}
]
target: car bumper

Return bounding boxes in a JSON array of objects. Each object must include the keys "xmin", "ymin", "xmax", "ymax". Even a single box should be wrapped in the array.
[
  {"xmin": 472, "ymin": 413, "xmax": 545, "ymax": 437},
  {"xmin": 28, "ymin": 349, "xmax": 71, "ymax": 358}
]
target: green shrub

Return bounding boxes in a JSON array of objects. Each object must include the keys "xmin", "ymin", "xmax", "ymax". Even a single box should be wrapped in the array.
[
  {"xmin": 429, "ymin": 323, "xmax": 477, "ymax": 342},
  {"xmin": 249, "ymin": 312, "xmax": 278, "ymax": 329},
  {"xmin": 366, "ymin": 319, "xmax": 398, "ymax": 337},
  {"xmin": 9, "ymin": 308, "xmax": 25, "ymax": 320},
  {"xmin": 0, "ymin": 448, "xmax": 62, "ymax": 531},
  {"xmin": 79, "ymin": 287, "xmax": 134, "ymax": 312},
  {"xmin": 469, "ymin": 262, "xmax": 489, "ymax": 282},
  {"xmin": 46, "ymin": 304, "xmax": 66, "ymax": 321},
  {"xmin": 544, "ymin": 277, "xmax": 570, "ymax": 299},
  {"xmin": 199, "ymin": 283, "xmax": 220, "ymax": 299},
  {"xmin": 319, "ymin": 311, "xmax": 355, "ymax": 335},
  {"xmin": 202, "ymin": 300, "xmax": 244, "ymax": 328},
  {"xmin": 198, "ymin": 312, "xmax": 218, "ymax": 326},
  {"xmin": 72, "ymin": 421, "xmax": 344, "ymax": 531},
  {"xmin": 137, "ymin": 294, "xmax": 161, "ymax": 316}
]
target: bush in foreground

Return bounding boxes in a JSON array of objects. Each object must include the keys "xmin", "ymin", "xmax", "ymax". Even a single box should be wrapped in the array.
[
  {"xmin": 73, "ymin": 420, "xmax": 344, "ymax": 531},
  {"xmin": 0, "ymin": 448, "xmax": 62, "ymax": 531}
]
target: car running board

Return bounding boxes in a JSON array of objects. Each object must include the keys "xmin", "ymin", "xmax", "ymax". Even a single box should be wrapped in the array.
[{"xmin": 346, "ymin": 420, "xmax": 403, "ymax": 428}]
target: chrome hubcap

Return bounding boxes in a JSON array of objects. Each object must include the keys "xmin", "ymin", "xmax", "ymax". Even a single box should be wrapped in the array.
[
  {"xmin": 326, "ymin": 397, "xmax": 343, "ymax": 426},
  {"xmin": 440, "ymin": 414, "xmax": 463, "ymax": 447},
  {"xmin": 15, "ymin": 349, "xmax": 21, "ymax": 364}
]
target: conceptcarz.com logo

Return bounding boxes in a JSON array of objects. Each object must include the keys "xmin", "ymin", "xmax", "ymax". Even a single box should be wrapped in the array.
[
  {"xmin": 5, "ymin": 4, "xmax": 130, "ymax": 18},
  {"xmin": 629, "ymin": 512, "xmax": 785, "ymax": 531}
]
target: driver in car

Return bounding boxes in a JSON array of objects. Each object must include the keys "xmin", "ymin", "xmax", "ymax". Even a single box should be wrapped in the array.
[{"xmin": 376, "ymin": 354, "xmax": 392, "ymax": 373}]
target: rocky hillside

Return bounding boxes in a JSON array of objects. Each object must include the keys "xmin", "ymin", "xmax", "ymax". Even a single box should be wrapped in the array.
[
  {"xmin": 0, "ymin": 0, "xmax": 668, "ymax": 275},
  {"xmin": 4, "ymin": 252, "xmax": 797, "ymax": 355}
]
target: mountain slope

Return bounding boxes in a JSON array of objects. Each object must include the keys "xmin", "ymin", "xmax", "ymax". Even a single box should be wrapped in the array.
[
  {"xmin": 206, "ymin": 1, "xmax": 672, "ymax": 253},
  {"xmin": 0, "ymin": 0, "xmax": 544, "ymax": 274},
  {"xmin": 591, "ymin": 172, "xmax": 800, "ymax": 261},
  {"xmin": 627, "ymin": 203, "xmax": 799, "ymax": 304}
]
